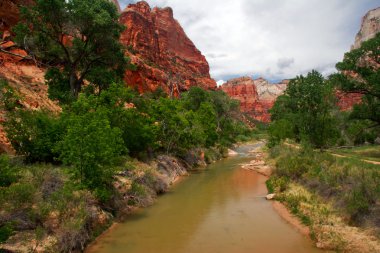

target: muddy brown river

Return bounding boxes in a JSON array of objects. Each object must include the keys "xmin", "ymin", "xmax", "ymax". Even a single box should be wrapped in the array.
[{"xmin": 86, "ymin": 144, "xmax": 326, "ymax": 253}]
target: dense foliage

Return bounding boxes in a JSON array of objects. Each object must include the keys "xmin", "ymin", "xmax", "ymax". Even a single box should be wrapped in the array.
[
  {"xmin": 0, "ymin": 0, "xmax": 254, "ymax": 250},
  {"xmin": 269, "ymin": 34, "xmax": 380, "ymax": 149},
  {"xmin": 269, "ymin": 70, "xmax": 339, "ymax": 148},
  {"xmin": 333, "ymin": 33, "xmax": 380, "ymax": 126},
  {"xmin": 268, "ymin": 144, "xmax": 380, "ymax": 225},
  {"xmin": 14, "ymin": 0, "xmax": 128, "ymax": 101},
  {"xmin": 2, "ymin": 81, "xmax": 250, "ymax": 198}
]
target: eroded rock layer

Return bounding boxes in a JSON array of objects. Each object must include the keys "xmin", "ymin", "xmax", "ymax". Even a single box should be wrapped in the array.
[
  {"xmin": 0, "ymin": 41, "xmax": 61, "ymax": 154},
  {"xmin": 120, "ymin": 1, "xmax": 216, "ymax": 95},
  {"xmin": 221, "ymin": 77, "xmax": 287, "ymax": 122}
]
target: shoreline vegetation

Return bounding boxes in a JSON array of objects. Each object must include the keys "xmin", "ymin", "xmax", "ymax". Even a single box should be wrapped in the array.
[
  {"xmin": 0, "ymin": 146, "xmax": 231, "ymax": 252},
  {"xmin": 264, "ymin": 33, "xmax": 380, "ymax": 252},
  {"xmin": 1, "ymin": 0, "xmax": 379, "ymax": 252},
  {"xmin": 264, "ymin": 143, "xmax": 380, "ymax": 253},
  {"xmin": 240, "ymin": 140, "xmax": 380, "ymax": 252},
  {"xmin": 1, "ymin": 76, "xmax": 256, "ymax": 252}
]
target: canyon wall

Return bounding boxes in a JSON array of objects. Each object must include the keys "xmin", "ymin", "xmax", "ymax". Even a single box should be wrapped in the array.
[
  {"xmin": 352, "ymin": 7, "xmax": 380, "ymax": 50},
  {"xmin": 120, "ymin": 1, "xmax": 216, "ymax": 95},
  {"xmin": 221, "ymin": 77, "xmax": 287, "ymax": 122}
]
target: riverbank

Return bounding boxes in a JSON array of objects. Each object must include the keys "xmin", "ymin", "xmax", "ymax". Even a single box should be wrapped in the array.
[
  {"xmin": 85, "ymin": 141, "xmax": 323, "ymax": 253},
  {"xmin": 264, "ymin": 143, "xmax": 380, "ymax": 253},
  {"xmin": 0, "ymin": 147, "xmax": 228, "ymax": 252}
]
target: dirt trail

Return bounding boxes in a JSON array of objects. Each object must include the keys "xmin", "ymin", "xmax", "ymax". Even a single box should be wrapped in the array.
[
  {"xmin": 284, "ymin": 142, "xmax": 380, "ymax": 165},
  {"xmin": 330, "ymin": 153, "xmax": 380, "ymax": 165}
]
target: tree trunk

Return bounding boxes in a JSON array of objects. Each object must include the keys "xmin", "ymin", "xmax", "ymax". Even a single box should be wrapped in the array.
[
  {"xmin": 69, "ymin": 71, "xmax": 77, "ymax": 98},
  {"xmin": 69, "ymin": 71, "xmax": 81, "ymax": 98}
]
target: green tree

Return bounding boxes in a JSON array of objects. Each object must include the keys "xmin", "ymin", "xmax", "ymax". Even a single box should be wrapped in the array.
[
  {"xmin": 96, "ymin": 84, "xmax": 156, "ymax": 156},
  {"xmin": 14, "ymin": 0, "xmax": 128, "ymax": 101},
  {"xmin": 269, "ymin": 70, "xmax": 339, "ymax": 148},
  {"xmin": 182, "ymin": 86, "xmax": 210, "ymax": 111},
  {"xmin": 57, "ymin": 97, "xmax": 124, "ymax": 198},
  {"xmin": 333, "ymin": 33, "xmax": 380, "ymax": 126},
  {"xmin": 4, "ymin": 110, "xmax": 63, "ymax": 163},
  {"xmin": 195, "ymin": 102, "xmax": 218, "ymax": 147},
  {"xmin": 208, "ymin": 90, "xmax": 242, "ymax": 145}
]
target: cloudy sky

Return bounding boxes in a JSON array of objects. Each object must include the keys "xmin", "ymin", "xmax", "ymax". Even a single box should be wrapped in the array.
[{"xmin": 119, "ymin": 0, "xmax": 379, "ymax": 83}]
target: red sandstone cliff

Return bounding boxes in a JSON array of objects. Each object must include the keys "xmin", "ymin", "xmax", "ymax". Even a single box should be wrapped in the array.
[
  {"xmin": 221, "ymin": 74, "xmax": 364, "ymax": 122},
  {"xmin": 120, "ymin": 1, "xmax": 216, "ymax": 95},
  {"xmin": 221, "ymin": 77, "xmax": 287, "ymax": 122}
]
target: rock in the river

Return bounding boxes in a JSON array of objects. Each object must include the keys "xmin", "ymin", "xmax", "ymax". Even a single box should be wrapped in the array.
[
  {"xmin": 266, "ymin": 193, "xmax": 276, "ymax": 200},
  {"xmin": 228, "ymin": 149, "xmax": 239, "ymax": 156}
]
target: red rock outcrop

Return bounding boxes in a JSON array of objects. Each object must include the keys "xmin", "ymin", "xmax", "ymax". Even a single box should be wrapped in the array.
[
  {"xmin": 120, "ymin": 1, "xmax": 216, "ymax": 95},
  {"xmin": 0, "ymin": 0, "xmax": 33, "ymax": 32},
  {"xmin": 221, "ymin": 77, "xmax": 287, "ymax": 122},
  {"xmin": 335, "ymin": 90, "xmax": 362, "ymax": 111},
  {"xmin": 0, "ymin": 38, "xmax": 61, "ymax": 154}
]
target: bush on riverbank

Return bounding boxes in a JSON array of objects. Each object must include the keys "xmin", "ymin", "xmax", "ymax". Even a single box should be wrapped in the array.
[
  {"xmin": 269, "ymin": 144, "xmax": 380, "ymax": 226},
  {"xmin": 0, "ymin": 140, "xmax": 230, "ymax": 252},
  {"xmin": 267, "ymin": 144, "xmax": 380, "ymax": 252}
]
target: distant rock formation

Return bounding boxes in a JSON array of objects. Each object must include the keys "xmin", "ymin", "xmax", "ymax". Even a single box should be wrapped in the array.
[
  {"xmin": 220, "ymin": 77, "xmax": 287, "ymax": 122},
  {"xmin": 119, "ymin": 1, "xmax": 216, "ymax": 96},
  {"xmin": 352, "ymin": 7, "xmax": 380, "ymax": 49}
]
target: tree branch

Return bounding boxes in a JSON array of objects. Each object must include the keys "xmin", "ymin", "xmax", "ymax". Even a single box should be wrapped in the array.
[{"xmin": 0, "ymin": 48, "xmax": 33, "ymax": 60}]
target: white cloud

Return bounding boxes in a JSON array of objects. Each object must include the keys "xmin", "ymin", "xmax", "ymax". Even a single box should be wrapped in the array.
[
  {"xmin": 119, "ymin": 0, "xmax": 379, "ymax": 81},
  {"xmin": 216, "ymin": 80, "xmax": 225, "ymax": 87}
]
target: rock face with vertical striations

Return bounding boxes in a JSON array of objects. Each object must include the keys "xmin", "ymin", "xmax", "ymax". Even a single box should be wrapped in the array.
[
  {"xmin": 220, "ymin": 77, "xmax": 287, "ymax": 122},
  {"xmin": 352, "ymin": 7, "xmax": 380, "ymax": 50},
  {"xmin": 119, "ymin": 1, "xmax": 216, "ymax": 96}
]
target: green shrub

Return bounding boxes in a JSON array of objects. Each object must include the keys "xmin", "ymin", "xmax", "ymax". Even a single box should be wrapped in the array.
[
  {"xmin": 266, "ymin": 176, "xmax": 289, "ymax": 193},
  {"xmin": 346, "ymin": 186, "xmax": 371, "ymax": 221},
  {"xmin": 0, "ymin": 223, "xmax": 14, "ymax": 243},
  {"xmin": 2, "ymin": 182, "xmax": 36, "ymax": 211},
  {"xmin": 0, "ymin": 155, "xmax": 18, "ymax": 187},
  {"xmin": 127, "ymin": 181, "xmax": 147, "ymax": 206},
  {"xmin": 0, "ymin": 79, "xmax": 21, "ymax": 111},
  {"xmin": 270, "ymin": 144, "xmax": 380, "ymax": 224},
  {"xmin": 57, "ymin": 101, "xmax": 124, "ymax": 200},
  {"xmin": 5, "ymin": 110, "xmax": 63, "ymax": 163}
]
